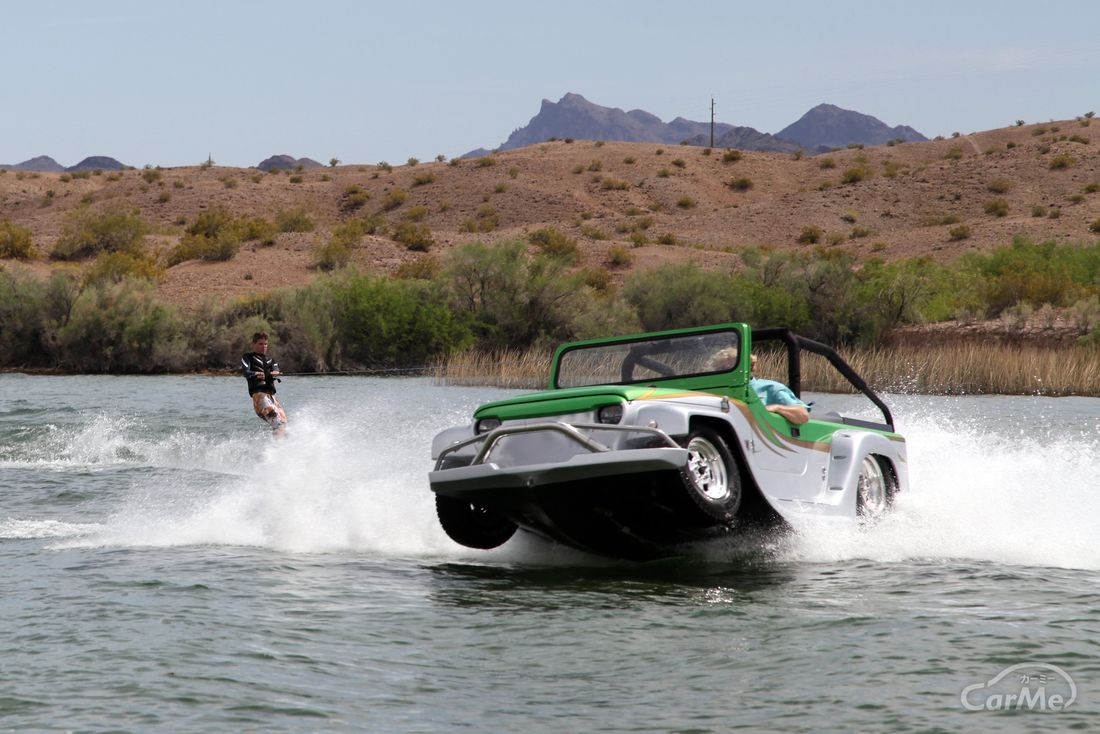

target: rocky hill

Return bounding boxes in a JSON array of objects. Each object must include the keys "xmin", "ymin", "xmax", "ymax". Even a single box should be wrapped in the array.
[
  {"xmin": 0, "ymin": 155, "xmax": 126, "ymax": 172},
  {"xmin": 256, "ymin": 155, "xmax": 323, "ymax": 171},
  {"xmin": 484, "ymin": 93, "xmax": 923, "ymax": 155},
  {"xmin": 777, "ymin": 103, "xmax": 927, "ymax": 152},
  {"xmin": 2, "ymin": 116, "xmax": 1098, "ymax": 311},
  {"xmin": 495, "ymin": 93, "xmax": 796, "ymax": 153}
]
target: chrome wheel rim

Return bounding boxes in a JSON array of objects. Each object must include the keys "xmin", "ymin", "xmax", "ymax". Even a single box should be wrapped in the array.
[
  {"xmin": 685, "ymin": 437, "xmax": 729, "ymax": 502},
  {"xmin": 857, "ymin": 456, "xmax": 888, "ymax": 517}
]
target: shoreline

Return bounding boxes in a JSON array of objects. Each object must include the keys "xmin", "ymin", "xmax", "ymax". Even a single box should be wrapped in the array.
[{"xmin": 7, "ymin": 342, "xmax": 1100, "ymax": 398}]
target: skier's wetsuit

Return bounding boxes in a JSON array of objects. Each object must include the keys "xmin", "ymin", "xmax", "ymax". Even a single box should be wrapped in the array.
[{"xmin": 241, "ymin": 351, "xmax": 287, "ymax": 429}]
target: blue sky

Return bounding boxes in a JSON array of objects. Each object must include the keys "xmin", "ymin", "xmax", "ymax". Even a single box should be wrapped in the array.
[{"xmin": 3, "ymin": 0, "xmax": 1099, "ymax": 167}]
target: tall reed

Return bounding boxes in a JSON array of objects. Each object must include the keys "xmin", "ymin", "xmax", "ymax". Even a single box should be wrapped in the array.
[{"xmin": 435, "ymin": 344, "xmax": 1100, "ymax": 397}]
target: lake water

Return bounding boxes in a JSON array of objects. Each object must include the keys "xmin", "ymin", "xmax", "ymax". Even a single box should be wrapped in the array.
[{"xmin": 2, "ymin": 374, "xmax": 1099, "ymax": 732}]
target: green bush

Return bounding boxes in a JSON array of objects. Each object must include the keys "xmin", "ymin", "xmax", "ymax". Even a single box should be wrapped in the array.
[
  {"xmin": 341, "ymin": 185, "xmax": 371, "ymax": 212},
  {"xmin": 1050, "ymin": 153, "xmax": 1075, "ymax": 170},
  {"xmin": 412, "ymin": 172, "xmax": 435, "ymax": 186},
  {"xmin": 83, "ymin": 251, "xmax": 165, "ymax": 286},
  {"xmin": 442, "ymin": 240, "xmax": 589, "ymax": 349},
  {"xmin": 987, "ymin": 178, "xmax": 1013, "ymax": 194},
  {"xmin": 949, "ymin": 224, "xmax": 971, "ymax": 241},
  {"xmin": 403, "ymin": 205, "xmax": 429, "ymax": 222},
  {"xmin": 984, "ymin": 198, "xmax": 1009, "ymax": 217},
  {"xmin": 676, "ymin": 196, "xmax": 697, "ymax": 209},
  {"xmin": 818, "ymin": 157, "xmax": 836, "ymax": 169},
  {"xmin": 798, "ymin": 225, "xmax": 823, "ymax": 244},
  {"xmin": 275, "ymin": 208, "xmax": 316, "ymax": 232},
  {"xmin": 381, "ymin": 189, "xmax": 407, "ymax": 211},
  {"xmin": 722, "ymin": 149, "xmax": 743, "ymax": 163},
  {"xmin": 528, "ymin": 227, "xmax": 579, "ymax": 262},
  {"xmin": 54, "ymin": 278, "xmax": 188, "ymax": 372},
  {"xmin": 607, "ymin": 245, "xmax": 633, "ymax": 267},
  {"xmin": 52, "ymin": 205, "xmax": 149, "ymax": 260},
  {"xmin": 728, "ymin": 177, "xmax": 753, "ymax": 192},
  {"xmin": 0, "ymin": 218, "xmax": 35, "ymax": 259},
  {"xmin": 392, "ymin": 221, "xmax": 434, "ymax": 251}
]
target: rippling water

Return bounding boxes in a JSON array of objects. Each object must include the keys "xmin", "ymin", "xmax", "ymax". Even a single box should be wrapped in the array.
[{"xmin": 2, "ymin": 374, "xmax": 1099, "ymax": 732}]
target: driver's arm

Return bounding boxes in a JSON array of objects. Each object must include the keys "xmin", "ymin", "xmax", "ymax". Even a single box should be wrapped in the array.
[{"xmin": 767, "ymin": 403, "xmax": 810, "ymax": 425}]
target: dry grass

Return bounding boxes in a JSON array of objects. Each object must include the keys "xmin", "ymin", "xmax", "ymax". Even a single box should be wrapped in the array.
[{"xmin": 434, "ymin": 344, "xmax": 1100, "ymax": 396}]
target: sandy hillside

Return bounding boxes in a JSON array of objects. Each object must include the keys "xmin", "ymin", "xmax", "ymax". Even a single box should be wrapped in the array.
[{"xmin": 2, "ymin": 117, "xmax": 1099, "ymax": 310}]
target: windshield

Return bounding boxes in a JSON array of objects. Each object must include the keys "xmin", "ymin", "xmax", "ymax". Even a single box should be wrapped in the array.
[{"xmin": 555, "ymin": 329, "xmax": 741, "ymax": 388}]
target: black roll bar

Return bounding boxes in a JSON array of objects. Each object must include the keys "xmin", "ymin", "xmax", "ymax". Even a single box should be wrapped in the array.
[{"xmin": 752, "ymin": 328, "xmax": 894, "ymax": 431}]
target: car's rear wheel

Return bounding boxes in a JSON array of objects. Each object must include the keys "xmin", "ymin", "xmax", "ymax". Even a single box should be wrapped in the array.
[
  {"xmin": 679, "ymin": 427, "xmax": 741, "ymax": 524},
  {"xmin": 856, "ymin": 455, "xmax": 893, "ymax": 521},
  {"xmin": 435, "ymin": 496, "xmax": 517, "ymax": 549}
]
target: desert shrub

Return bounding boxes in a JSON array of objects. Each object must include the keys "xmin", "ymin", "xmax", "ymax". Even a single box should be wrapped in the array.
[
  {"xmin": 313, "ymin": 239, "xmax": 352, "ymax": 271},
  {"xmin": 607, "ymin": 245, "xmax": 633, "ymax": 267},
  {"xmin": 984, "ymin": 198, "xmax": 1009, "ymax": 217},
  {"xmin": 728, "ymin": 177, "xmax": 753, "ymax": 192},
  {"xmin": 797, "ymin": 225, "xmax": 823, "ymax": 244},
  {"xmin": 441, "ymin": 240, "xmax": 587, "ymax": 349},
  {"xmin": 237, "ymin": 216, "xmax": 277, "ymax": 244},
  {"xmin": 52, "ymin": 205, "xmax": 149, "ymax": 260},
  {"xmin": 629, "ymin": 232, "xmax": 648, "ymax": 247},
  {"xmin": 472, "ymin": 205, "xmax": 499, "ymax": 232},
  {"xmin": 987, "ymin": 178, "xmax": 1013, "ymax": 194},
  {"xmin": 1089, "ymin": 219, "xmax": 1100, "ymax": 234},
  {"xmin": 394, "ymin": 255, "xmax": 440, "ymax": 280},
  {"xmin": 528, "ymin": 227, "xmax": 579, "ymax": 262},
  {"xmin": 1050, "ymin": 153, "xmax": 1075, "ymax": 170},
  {"xmin": 187, "ymin": 206, "xmax": 235, "ymax": 239},
  {"xmin": 341, "ymin": 185, "xmax": 371, "ymax": 212},
  {"xmin": 508, "ymin": 166, "xmax": 519, "ymax": 178},
  {"xmin": 671, "ymin": 158, "xmax": 686, "ymax": 169},
  {"xmin": 141, "ymin": 168, "xmax": 161, "ymax": 184},
  {"xmin": 1049, "ymin": 207, "xmax": 1062, "ymax": 219},
  {"xmin": 157, "ymin": 192, "xmax": 171, "ymax": 204},
  {"xmin": 623, "ymin": 157, "xmax": 636, "ymax": 165},
  {"xmin": 949, "ymin": 224, "xmax": 971, "ymax": 241},
  {"xmin": 475, "ymin": 157, "xmax": 496, "ymax": 168},
  {"xmin": 381, "ymin": 188, "xmax": 407, "ymax": 211},
  {"xmin": 961, "ymin": 236, "xmax": 1100, "ymax": 314},
  {"xmin": 288, "ymin": 175, "xmax": 303, "ymax": 183},
  {"xmin": 657, "ymin": 168, "xmax": 671, "ymax": 178},
  {"xmin": 1031, "ymin": 205, "xmax": 1048, "ymax": 217},
  {"xmin": 722, "ymin": 149, "xmax": 743, "ymax": 163},
  {"xmin": 168, "ymin": 229, "xmax": 241, "ymax": 265},
  {"xmin": 587, "ymin": 160, "xmax": 602, "ymax": 172},
  {"xmin": 580, "ymin": 225, "xmax": 608, "ymax": 240},
  {"xmin": 1069, "ymin": 194, "xmax": 1085, "ymax": 205},
  {"xmin": 276, "ymin": 208, "xmax": 316, "ymax": 232},
  {"xmin": 584, "ymin": 267, "xmax": 612, "ymax": 292},
  {"xmin": 403, "ymin": 205, "xmax": 429, "ymax": 222},
  {"xmin": 392, "ymin": 221, "xmax": 434, "ymax": 251},
  {"xmin": 818, "ymin": 157, "xmax": 836, "ymax": 169},
  {"xmin": 0, "ymin": 218, "xmax": 35, "ymax": 259},
  {"xmin": 412, "ymin": 171, "xmax": 435, "ymax": 186},
  {"xmin": 82, "ymin": 251, "xmax": 165, "ymax": 286},
  {"xmin": 656, "ymin": 233, "xmax": 677, "ymax": 246},
  {"xmin": 378, "ymin": 161, "xmax": 393, "ymax": 173},
  {"xmin": 601, "ymin": 178, "xmax": 630, "ymax": 190},
  {"xmin": 676, "ymin": 196, "xmax": 697, "ymax": 209},
  {"xmin": 571, "ymin": 165, "xmax": 584, "ymax": 175},
  {"xmin": 407, "ymin": 157, "xmax": 419, "ymax": 167},
  {"xmin": 944, "ymin": 146, "xmax": 964, "ymax": 160},
  {"xmin": 840, "ymin": 166, "xmax": 870, "ymax": 184},
  {"xmin": 849, "ymin": 226, "xmax": 871, "ymax": 239},
  {"xmin": 493, "ymin": 183, "xmax": 508, "ymax": 194},
  {"xmin": 882, "ymin": 160, "xmax": 906, "ymax": 178}
]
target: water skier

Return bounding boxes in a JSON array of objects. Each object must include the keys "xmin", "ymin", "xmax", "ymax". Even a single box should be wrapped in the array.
[{"xmin": 241, "ymin": 331, "xmax": 288, "ymax": 433}]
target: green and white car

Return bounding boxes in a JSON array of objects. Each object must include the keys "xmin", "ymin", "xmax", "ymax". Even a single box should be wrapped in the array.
[{"xmin": 430, "ymin": 323, "xmax": 908, "ymax": 559}]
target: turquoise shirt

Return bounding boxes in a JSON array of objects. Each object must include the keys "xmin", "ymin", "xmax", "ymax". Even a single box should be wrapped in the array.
[{"xmin": 750, "ymin": 378, "xmax": 809, "ymax": 408}]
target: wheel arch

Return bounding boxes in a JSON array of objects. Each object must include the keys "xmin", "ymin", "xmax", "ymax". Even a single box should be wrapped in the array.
[{"xmin": 686, "ymin": 415, "xmax": 779, "ymax": 524}]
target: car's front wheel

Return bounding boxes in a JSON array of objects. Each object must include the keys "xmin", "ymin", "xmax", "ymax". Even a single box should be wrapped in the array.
[
  {"xmin": 679, "ymin": 427, "xmax": 742, "ymax": 524},
  {"xmin": 435, "ymin": 496, "xmax": 518, "ymax": 549},
  {"xmin": 856, "ymin": 455, "xmax": 894, "ymax": 522}
]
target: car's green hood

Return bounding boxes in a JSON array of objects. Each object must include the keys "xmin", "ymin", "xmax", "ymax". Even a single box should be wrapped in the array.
[{"xmin": 473, "ymin": 384, "xmax": 702, "ymax": 421}]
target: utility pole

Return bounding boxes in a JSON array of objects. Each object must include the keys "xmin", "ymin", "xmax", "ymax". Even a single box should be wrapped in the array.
[{"xmin": 710, "ymin": 98, "xmax": 715, "ymax": 148}]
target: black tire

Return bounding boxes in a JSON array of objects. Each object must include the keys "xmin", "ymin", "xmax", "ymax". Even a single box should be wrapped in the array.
[
  {"xmin": 435, "ymin": 495, "xmax": 518, "ymax": 549},
  {"xmin": 856, "ymin": 455, "xmax": 894, "ymax": 522},
  {"xmin": 678, "ymin": 427, "xmax": 742, "ymax": 524}
]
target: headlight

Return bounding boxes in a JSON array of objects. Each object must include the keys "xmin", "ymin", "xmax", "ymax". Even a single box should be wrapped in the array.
[
  {"xmin": 475, "ymin": 417, "xmax": 501, "ymax": 434},
  {"xmin": 597, "ymin": 404, "xmax": 624, "ymax": 424}
]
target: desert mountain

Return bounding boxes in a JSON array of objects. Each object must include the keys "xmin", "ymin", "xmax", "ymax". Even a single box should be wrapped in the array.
[
  {"xmin": 69, "ymin": 156, "xmax": 126, "ymax": 171},
  {"xmin": 495, "ymin": 93, "xmax": 795, "ymax": 153},
  {"xmin": 256, "ymin": 154, "xmax": 323, "ymax": 171},
  {"xmin": 1, "ymin": 155, "xmax": 66, "ymax": 172},
  {"xmin": 777, "ymin": 103, "xmax": 927, "ymax": 152},
  {"xmin": 485, "ymin": 94, "xmax": 925, "ymax": 155},
  {"xmin": 0, "ymin": 155, "xmax": 127, "ymax": 172}
]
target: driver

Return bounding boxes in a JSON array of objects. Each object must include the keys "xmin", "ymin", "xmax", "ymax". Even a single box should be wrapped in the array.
[{"xmin": 750, "ymin": 354, "xmax": 810, "ymax": 425}]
